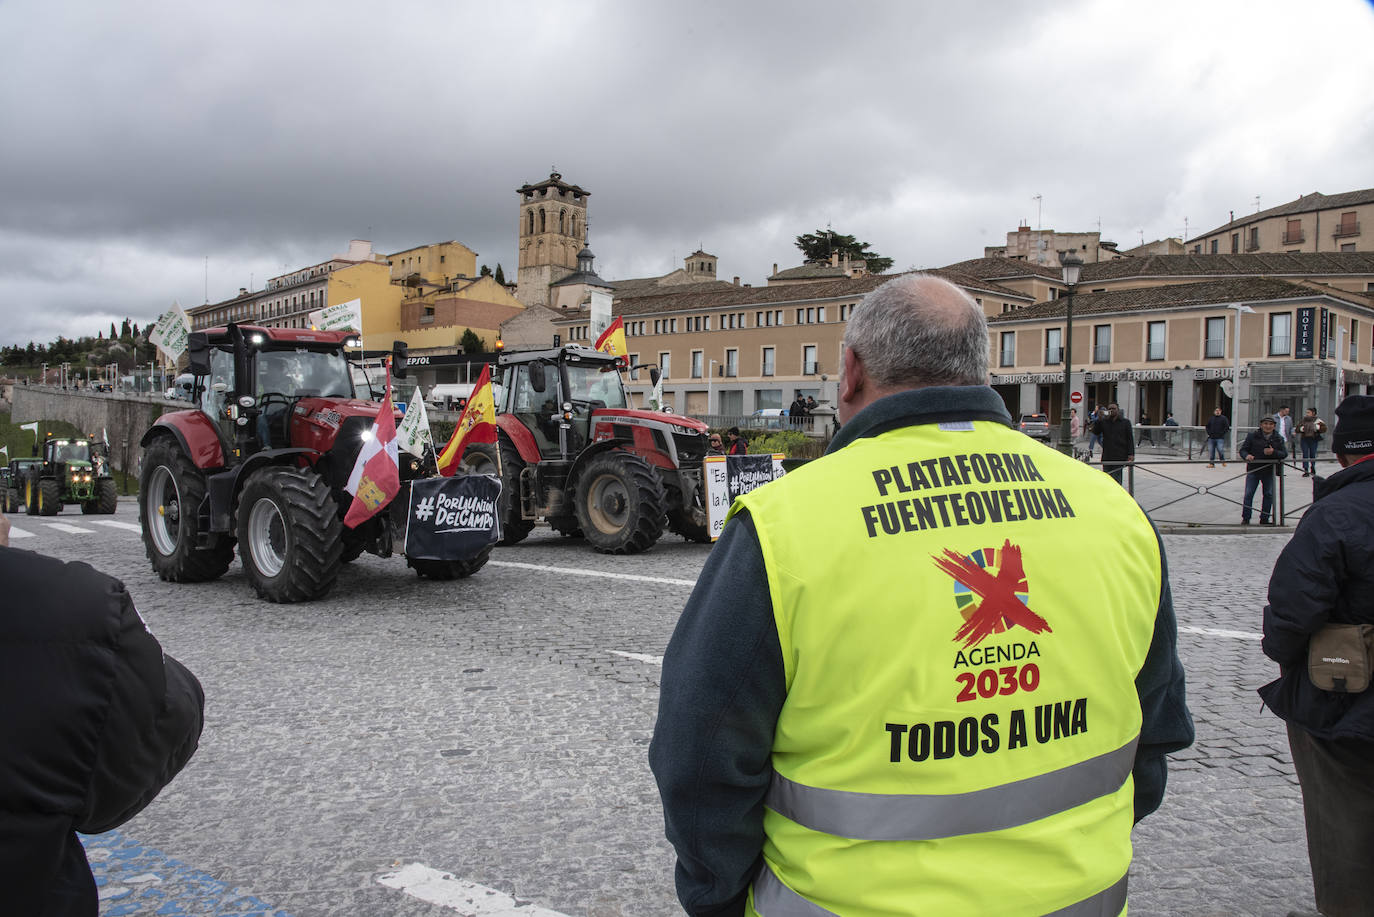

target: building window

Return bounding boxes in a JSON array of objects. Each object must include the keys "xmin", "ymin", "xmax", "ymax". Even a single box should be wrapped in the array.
[
  {"xmin": 1247, "ymin": 227, "xmax": 1260, "ymax": 251},
  {"xmin": 762, "ymin": 347, "xmax": 775, "ymax": 377},
  {"xmin": 803, "ymin": 345, "xmax": 818, "ymax": 375},
  {"xmin": 1231, "ymin": 233, "xmax": 1239, "ymax": 254},
  {"xmin": 1350, "ymin": 320, "xmax": 1359, "ymax": 362},
  {"xmin": 1045, "ymin": 328, "xmax": 1062, "ymax": 365},
  {"xmin": 1335, "ymin": 211, "xmax": 1360, "ymax": 238},
  {"xmin": 999, "ymin": 331, "xmax": 1015, "ymax": 367},
  {"xmin": 1093, "ymin": 325, "xmax": 1111, "ymax": 363},
  {"xmin": 1341, "ymin": 243, "xmax": 1357, "ymax": 253},
  {"xmin": 1284, "ymin": 218, "xmax": 1304, "ymax": 245},
  {"xmin": 1147, "ymin": 321, "xmax": 1166, "ymax": 361},
  {"xmin": 1205, "ymin": 317, "xmax": 1226, "ymax": 358},
  {"xmin": 691, "ymin": 350, "xmax": 703, "ymax": 378},
  {"xmin": 1210, "ymin": 239, "xmax": 1219, "ymax": 254},
  {"xmin": 817, "ymin": 306, "xmax": 826, "ymax": 323},
  {"xmin": 670, "ymin": 318, "xmax": 678, "ymax": 333},
  {"xmin": 725, "ymin": 349, "xmax": 738, "ymax": 377},
  {"xmin": 659, "ymin": 352, "xmax": 671, "ymax": 378},
  {"xmin": 629, "ymin": 354, "xmax": 640, "ymax": 381},
  {"xmin": 1269, "ymin": 312, "xmax": 1292, "ymax": 356}
]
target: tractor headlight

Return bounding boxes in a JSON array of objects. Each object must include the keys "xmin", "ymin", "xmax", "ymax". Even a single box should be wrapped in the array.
[{"xmin": 238, "ymin": 395, "xmax": 255, "ymax": 408}]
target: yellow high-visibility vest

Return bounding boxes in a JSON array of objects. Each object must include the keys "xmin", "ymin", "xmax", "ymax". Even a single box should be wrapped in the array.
[{"xmin": 731, "ymin": 420, "xmax": 1161, "ymax": 917}]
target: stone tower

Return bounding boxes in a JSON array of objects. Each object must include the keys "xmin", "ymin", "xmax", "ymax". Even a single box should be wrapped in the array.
[{"xmin": 515, "ymin": 171, "xmax": 590, "ymax": 308}]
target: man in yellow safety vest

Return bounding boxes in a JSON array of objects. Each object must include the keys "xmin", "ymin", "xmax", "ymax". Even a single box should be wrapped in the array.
[{"xmin": 650, "ymin": 274, "xmax": 1194, "ymax": 917}]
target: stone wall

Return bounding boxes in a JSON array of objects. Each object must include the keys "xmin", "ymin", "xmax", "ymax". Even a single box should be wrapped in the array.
[{"xmin": 11, "ymin": 386, "xmax": 179, "ymax": 474}]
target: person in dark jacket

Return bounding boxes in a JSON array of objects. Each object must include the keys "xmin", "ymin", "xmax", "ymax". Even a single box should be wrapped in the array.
[
  {"xmin": 1259, "ymin": 395, "xmax": 1374, "ymax": 917},
  {"xmin": 0, "ymin": 512, "xmax": 204, "ymax": 917},
  {"xmin": 726, "ymin": 426, "xmax": 747, "ymax": 455},
  {"xmin": 1204, "ymin": 407, "xmax": 1230, "ymax": 466},
  {"xmin": 1296, "ymin": 407, "xmax": 1327, "ymax": 477},
  {"xmin": 1091, "ymin": 402, "xmax": 1134, "ymax": 483},
  {"xmin": 1239, "ymin": 415, "xmax": 1287, "ymax": 524}
]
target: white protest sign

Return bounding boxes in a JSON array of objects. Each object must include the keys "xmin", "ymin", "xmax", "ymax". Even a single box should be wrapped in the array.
[
  {"xmin": 309, "ymin": 298, "xmax": 363, "ymax": 332},
  {"xmin": 149, "ymin": 302, "xmax": 191, "ymax": 360},
  {"xmin": 395, "ymin": 386, "xmax": 434, "ymax": 458},
  {"xmin": 705, "ymin": 453, "xmax": 786, "ymax": 540}
]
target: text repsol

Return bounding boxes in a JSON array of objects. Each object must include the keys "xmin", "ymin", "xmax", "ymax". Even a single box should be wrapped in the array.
[{"xmin": 885, "ymin": 697, "xmax": 1089, "ymax": 761}]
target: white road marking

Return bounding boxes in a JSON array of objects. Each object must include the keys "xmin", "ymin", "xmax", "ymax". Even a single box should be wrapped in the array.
[
  {"xmin": 92, "ymin": 520, "xmax": 143, "ymax": 532},
  {"xmin": 489, "ymin": 560, "xmax": 696, "ymax": 587},
  {"xmin": 45, "ymin": 522, "xmax": 96, "ymax": 534},
  {"xmin": 611, "ymin": 650, "xmax": 664, "ymax": 665},
  {"xmin": 6, "ymin": 525, "xmax": 35, "ymax": 539},
  {"xmin": 377, "ymin": 863, "xmax": 569, "ymax": 916},
  {"xmin": 1180, "ymin": 624, "xmax": 1262, "ymax": 641}
]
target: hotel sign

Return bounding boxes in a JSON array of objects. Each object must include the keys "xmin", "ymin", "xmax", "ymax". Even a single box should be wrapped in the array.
[{"xmin": 1295, "ymin": 306, "xmax": 1317, "ymax": 359}]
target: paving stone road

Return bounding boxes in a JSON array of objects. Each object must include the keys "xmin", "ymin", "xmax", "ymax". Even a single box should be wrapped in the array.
[{"xmin": 4, "ymin": 500, "xmax": 1314, "ymax": 916}]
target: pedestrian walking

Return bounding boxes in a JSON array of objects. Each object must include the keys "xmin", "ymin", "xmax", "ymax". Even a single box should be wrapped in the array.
[
  {"xmin": 1087, "ymin": 405, "xmax": 1103, "ymax": 458},
  {"xmin": 1138, "ymin": 410, "xmax": 1154, "ymax": 446},
  {"xmin": 1092, "ymin": 402, "xmax": 1135, "ymax": 484},
  {"xmin": 650, "ymin": 274, "xmax": 1193, "ymax": 917},
  {"xmin": 1276, "ymin": 405, "xmax": 1294, "ymax": 450},
  {"xmin": 1239, "ymin": 415, "xmax": 1287, "ymax": 525},
  {"xmin": 1205, "ymin": 407, "xmax": 1230, "ymax": 466},
  {"xmin": 1070, "ymin": 407, "xmax": 1081, "ymax": 442},
  {"xmin": 1163, "ymin": 412, "xmax": 1179, "ymax": 448},
  {"xmin": 1296, "ymin": 407, "xmax": 1327, "ymax": 477},
  {"xmin": 0, "ymin": 511, "xmax": 205, "ymax": 917},
  {"xmin": 1259, "ymin": 395, "xmax": 1374, "ymax": 917}
]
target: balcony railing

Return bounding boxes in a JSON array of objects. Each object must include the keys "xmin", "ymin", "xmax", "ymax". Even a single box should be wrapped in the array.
[
  {"xmin": 1044, "ymin": 347, "xmax": 1062, "ymax": 364},
  {"xmin": 1205, "ymin": 339, "xmax": 1226, "ymax": 359},
  {"xmin": 1244, "ymin": 239, "xmax": 1261, "ymax": 252},
  {"xmin": 1269, "ymin": 336, "xmax": 1292, "ymax": 356},
  {"xmin": 803, "ymin": 361, "xmax": 819, "ymax": 375},
  {"xmin": 999, "ymin": 353, "xmax": 1015, "ymax": 367},
  {"xmin": 1333, "ymin": 222, "xmax": 1361, "ymax": 239},
  {"xmin": 1093, "ymin": 345, "xmax": 1111, "ymax": 362},
  {"xmin": 1147, "ymin": 344, "xmax": 1166, "ymax": 361},
  {"xmin": 1282, "ymin": 229, "xmax": 1306, "ymax": 244}
]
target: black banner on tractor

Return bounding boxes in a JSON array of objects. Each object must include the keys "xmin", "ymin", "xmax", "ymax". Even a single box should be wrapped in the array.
[{"xmin": 404, "ymin": 475, "xmax": 502, "ymax": 561}]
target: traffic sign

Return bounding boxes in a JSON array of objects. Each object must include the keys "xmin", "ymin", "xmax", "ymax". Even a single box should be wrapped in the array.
[{"xmin": 1070, "ymin": 391, "xmax": 1083, "ymax": 404}]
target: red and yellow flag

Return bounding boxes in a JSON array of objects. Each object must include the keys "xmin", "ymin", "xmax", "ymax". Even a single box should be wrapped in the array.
[
  {"xmin": 593, "ymin": 316, "xmax": 628, "ymax": 365},
  {"xmin": 437, "ymin": 363, "xmax": 498, "ymax": 476}
]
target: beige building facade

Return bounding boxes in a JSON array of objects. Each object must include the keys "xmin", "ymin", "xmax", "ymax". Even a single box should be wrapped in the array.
[
  {"xmin": 985, "ymin": 226, "xmax": 1125, "ymax": 266},
  {"xmin": 1188, "ymin": 189, "xmax": 1374, "ymax": 256}
]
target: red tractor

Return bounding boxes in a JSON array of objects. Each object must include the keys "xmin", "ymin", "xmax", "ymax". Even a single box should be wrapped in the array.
[
  {"xmin": 139, "ymin": 324, "xmax": 489, "ymax": 602},
  {"xmin": 458, "ymin": 345, "xmax": 711, "ymax": 554}
]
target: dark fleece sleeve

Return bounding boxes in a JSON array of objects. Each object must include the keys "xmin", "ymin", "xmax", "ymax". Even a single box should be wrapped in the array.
[
  {"xmin": 649, "ymin": 512, "xmax": 785, "ymax": 917},
  {"xmin": 77, "ymin": 585, "xmax": 205, "ymax": 834},
  {"xmin": 1262, "ymin": 505, "xmax": 1344, "ymax": 668},
  {"xmin": 1132, "ymin": 527, "xmax": 1195, "ymax": 823}
]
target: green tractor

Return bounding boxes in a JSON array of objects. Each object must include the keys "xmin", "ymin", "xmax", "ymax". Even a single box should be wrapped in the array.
[
  {"xmin": 22, "ymin": 437, "xmax": 119, "ymax": 516},
  {"xmin": 2, "ymin": 458, "xmax": 42, "ymax": 514}
]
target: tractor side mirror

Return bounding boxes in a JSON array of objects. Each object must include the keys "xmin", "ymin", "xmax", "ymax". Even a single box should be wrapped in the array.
[
  {"xmin": 392, "ymin": 340, "xmax": 409, "ymax": 379},
  {"xmin": 187, "ymin": 332, "xmax": 211, "ymax": 376},
  {"xmin": 530, "ymin": 361, "xmax": 547, "ymax": 393}
]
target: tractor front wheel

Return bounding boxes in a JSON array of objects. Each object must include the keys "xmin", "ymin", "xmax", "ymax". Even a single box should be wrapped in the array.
[
  {"xmin": 460, "ymin": 438, "xmax": 533, "ymax": 546},
  {"xmin": 38, "ymin": 478, "xmax": 62, "ymax": 516},
  {"xmin": 574, "ymin": 452, "xmax": 666, "ymax": 555},
  {"xmin": 24, "ymin": 478, "xmax": 38, "ymax": 515},
  {"xmin": 140, "ymin": 439, "xmax": 234, "ymax": 582},
  {"xmin": 237, "ymin": 466, "xmax": 342, "ymax": 603}
]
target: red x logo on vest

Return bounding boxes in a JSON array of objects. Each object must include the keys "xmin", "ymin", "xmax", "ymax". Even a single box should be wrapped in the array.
[{"xmin": 933, "ymin": 539, "xmax": 1053, "ymax": 648}]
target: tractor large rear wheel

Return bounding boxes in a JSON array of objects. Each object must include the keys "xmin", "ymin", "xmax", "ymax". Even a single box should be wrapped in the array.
[
  {"xmin": 82, "ymin": 479, "xmax": 118, "ymax": 515},
  {"xmin": 574, "ymin": 452, "xmax": 666, "ymax": 555},
  {"xmin": 460, "ymin": 438, "xmax": 533, "ymax": 546},
  {"xmin": 237, "ymin": 466, "xmax": 342, "ymax": 603},
  {"xmin": 24, "ymin": 478, "xmax": 38, "ymax": 515},
  {"xmin": 3, "ymin": 487, "xmax": 17, "ymax": 514},
  {"xmin": 140, "ymin": 439, "xmax": 234, "ymax": 582}
]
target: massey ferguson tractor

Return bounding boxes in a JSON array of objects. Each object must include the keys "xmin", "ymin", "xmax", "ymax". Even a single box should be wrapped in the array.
[
  {"xmin": 458, "ymin": 344, "xmax": 711, "ymax": 554},
  {"xmin": 138, "ymin": 323, "xmax": 489, "ymax": 603}
]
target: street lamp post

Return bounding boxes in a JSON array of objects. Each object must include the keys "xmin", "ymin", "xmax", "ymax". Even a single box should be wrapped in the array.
[
  {"xmin": 707, "ymin": 359, "xmax": 717, "ymax": 419},
  {"xmin": 1229, "ymin": 302, "xmax": 1257, "ymax": 460},
  {"xmin": 1057, "ymin": 251, "xmax": 1084, "ymax": 455}
]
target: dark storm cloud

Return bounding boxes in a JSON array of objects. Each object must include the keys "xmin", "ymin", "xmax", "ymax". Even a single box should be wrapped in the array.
[{"xmin": 1, "ymin": 0, "xmax": 1371, "ymax": 348}]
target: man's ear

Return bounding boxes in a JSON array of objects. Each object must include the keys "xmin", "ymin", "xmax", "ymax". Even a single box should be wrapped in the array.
[{"xmin": 840, "ymin": 347, "xmax": 862, "ymax": 404}]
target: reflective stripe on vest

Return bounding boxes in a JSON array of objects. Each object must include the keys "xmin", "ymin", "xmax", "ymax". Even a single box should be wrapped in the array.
[
  {"xmin": 765, "ymin": 736, "xmax": 1137, "ymax": 841},
  {"xmin": 754, "ymin": 864, "xmax": 1128, "ymax": 917}
]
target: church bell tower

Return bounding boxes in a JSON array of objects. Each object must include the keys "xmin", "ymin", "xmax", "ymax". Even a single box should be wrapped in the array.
[{"xmin": 515, "ymin": 171, "xmax": 590, "ymax": 308}]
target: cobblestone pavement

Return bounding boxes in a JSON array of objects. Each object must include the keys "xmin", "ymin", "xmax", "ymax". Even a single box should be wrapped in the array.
[{"xmin": 5, "ymin": 502, "xmax": 1312, "ymax": 916}]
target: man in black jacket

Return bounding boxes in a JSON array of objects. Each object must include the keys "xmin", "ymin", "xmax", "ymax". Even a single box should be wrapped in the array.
[
  {"xmin": 0, "ymin": 511, "xmax": 204, "ymax": 917},
  {"xmin": 1205, "ymin": 407, "xmax": 1230, "ymax": 467},
  {"xmin": 1260, "ymin": 395, "xmax": 1374, "ymax": 917},
  {"xmin": 1239, "ymin": 415, "xmax": 1287, "ymax": 525},
  {"xmin": 1092, "ymin": 402, "xmax": 1134, "ymax": 484}
]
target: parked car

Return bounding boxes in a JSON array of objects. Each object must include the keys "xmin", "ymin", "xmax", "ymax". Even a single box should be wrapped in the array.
[
  {"xmin": 1018, "ymin": 413, "xmax": 1051, "ymax": 441},
  {"xmin": 748, "ymin": 408, "xmax": 788, "ymax": 429}
]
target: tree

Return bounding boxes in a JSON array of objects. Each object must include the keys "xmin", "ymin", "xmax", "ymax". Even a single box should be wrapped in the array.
[
  {"xmin": 480, "ymin": 264, "xmax": 492, "ymax": 277},
  {"xmin": 794, "ymin": 229, "xmax": 893, "ymax": 274},
  {"xmin": 459, "ymin": 328, "xmax": 485, "ymax": 354},
  {"xmin": 110, "ymin": 322, "xmax": 118, "ymax": 340},
  {"xmin": 120, "ymin": 318, "xmax": 131, "ymax": 340},
  {"xmin": 494, "ymin": 263, "xmax": 506, "ymax": 286}
]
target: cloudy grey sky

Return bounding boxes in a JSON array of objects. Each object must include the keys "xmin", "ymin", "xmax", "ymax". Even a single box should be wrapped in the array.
[{"xmin": 2, "ymin": 0, "xmax": 1372, "ymax": 349}]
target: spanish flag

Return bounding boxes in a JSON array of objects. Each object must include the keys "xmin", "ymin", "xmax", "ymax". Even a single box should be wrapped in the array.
[
  {"xmin": 436, "ymin": 363, "xmax": 498, "ymax": 476},
  {"xmin": 594, "ymin": 316, "xmax": 628, "ymax": 366}
]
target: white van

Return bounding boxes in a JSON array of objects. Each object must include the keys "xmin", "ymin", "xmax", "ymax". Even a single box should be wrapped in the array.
[{"xmin": 426, "ymin": 383, "xmax": 474, "ymax": 411}]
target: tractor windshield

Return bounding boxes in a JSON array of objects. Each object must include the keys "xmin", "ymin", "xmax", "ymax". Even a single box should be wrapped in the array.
[
  {"xmin": 256, "ymin": 348, "xmax": 354, "ymax": 399},
  {"xmin": 53, "ymin": 441, "xmax": 91, "ymax": 463},
  {"xmin": 564, "ymin": 364, "xmax": 626, "ymax": 409}
]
